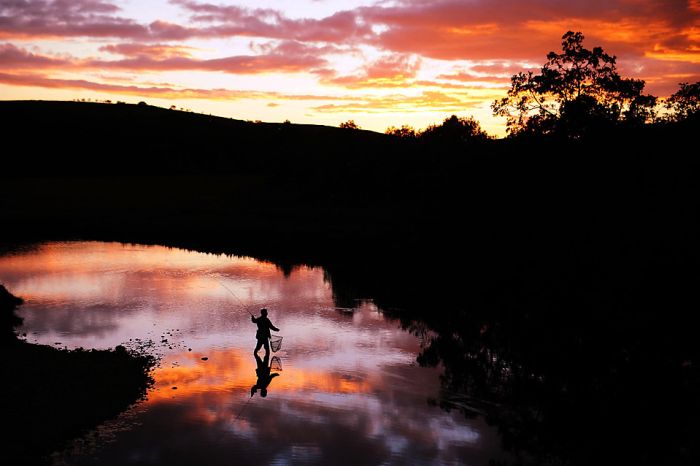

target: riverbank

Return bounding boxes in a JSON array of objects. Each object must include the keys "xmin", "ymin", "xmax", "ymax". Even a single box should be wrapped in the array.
[{"xmin": 1, "ymin": 285, "xmax": 155, "ymax": 464}]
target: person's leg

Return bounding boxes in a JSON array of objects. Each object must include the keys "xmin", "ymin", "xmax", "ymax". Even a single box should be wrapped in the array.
[
  {"xmin": 263, "ymin": 339, "xmax": 270, "ymax": 357},
  {"xmin": 254, "ymin": 339, "xmax": 264, "ymax": 354}
]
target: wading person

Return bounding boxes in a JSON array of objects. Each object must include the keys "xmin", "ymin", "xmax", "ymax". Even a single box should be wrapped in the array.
[{"xmin": 251, "ymin": 308, "xmax": 279, "ymax": 356}]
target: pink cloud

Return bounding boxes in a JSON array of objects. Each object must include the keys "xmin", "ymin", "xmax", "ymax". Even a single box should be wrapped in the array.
[
  {"xmin": 0, "ymin": 71, "xmax": 223, "ymax": 97},
  {"xmin": 0, "ymin": 71, "xmax": 358, "ymax": 102},
  {"xmin": 87, "ymin": 51, "xmax": 326, "ymax": 74},
  {"xmin": 0, "ymin": 43, "xmax": 68, "ymax": 68},
  {"xmin": 172, "ymin": 0, "xmax": 373, "ymax": 43},
  {"xmin": 0, "ymin": 0, "xmax": 149, "ymax": 39},
  {"xmin": 1, "ymin": 42, "xmax": 328, "ymax": 75},
  {"xmin": 99, "ymin": 43, "xmax": 198, "ymax": 59},
  {"xmin": 0, "ymin": 1, "xmax": 373, "ymax": 43}
]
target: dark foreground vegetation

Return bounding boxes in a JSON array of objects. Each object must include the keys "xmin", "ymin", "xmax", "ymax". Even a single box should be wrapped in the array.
[
  {"xmin": 1, "ymin": 285, "xmax": 154, "ymax": 464},
  {"xmin": 1, "ymin": 32, "xmax": 699, "ymax": 466}
]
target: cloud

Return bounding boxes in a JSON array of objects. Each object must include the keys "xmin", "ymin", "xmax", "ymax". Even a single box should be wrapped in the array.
[
  {"xmin": 312, "ymin": 90, "xmax": 496, "ymax": 114},
  {"xmin": 435, "ymin": 62, "xmax": 532, "ymax": 86},
  {"xmin": 357, "ymin": 0, "xmax": 700, "ymax": 65},
  {"xmin": 86, "ymin": 50, "xmax": 327, "ymax": 75},
  {"xmin": 0, "ymin": 0, "xmax": 149, "ymax": 39},
  {"xmin": 413, "ymin": 79, "xmax": 506, "ymax": 90},
  {"xmin": 324, "ymin": 54, "xmax": 421, "ymax": 88},
  {"xmin": 0, "ymin": 71, "xmax": 257, "ymax": 99},
  {"xmin": 0, "ymin": 43, "xmax": 69, "ymax": 68},
  {"xmin": 3, "ymin": 0, "xmax": 697, "ymax": 75},
  {"xmin": 0, "ymin": 71, "xmax": 355, "ymax": 102},
  {"xmin": 99, "ymin": 43, "xmax": 199, "ymax": 59},
  {"xmin": 436, "ymin": 72, "xmax": 511, "ymax": 85},
  {"xmin": 616, "ymin": 56, "xmax": 700, "ymax": 95},
  {"xmin": 0, "ymin": 1, "xmax": 371, "ymax": 43},
  {"xmin": 171, "ymin": 0, "xmax": 373, "ymax": 43},
  {"xmin": 0, "ymin": 41, "xmax": 329, "ymax": 75},
  {"xmin": 322, "ymin": 54, "xmax": 516, "ymax": 90},
  {"xmin": 469, "ymin": 62, "xmax": 533, "ymax": 75},
  {"xmin": 0, "ymin": 1, "xmax": 225, "ymax": 40}
]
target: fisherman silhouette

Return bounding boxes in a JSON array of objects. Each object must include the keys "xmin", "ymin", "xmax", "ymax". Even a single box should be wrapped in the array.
[
  {"xmin": 250, "ymin": 352, "xmax": 279, "ymax": 398},
  {"xmin": 251, "ymin": 308, "xmax": 279, "ymax": 356}
]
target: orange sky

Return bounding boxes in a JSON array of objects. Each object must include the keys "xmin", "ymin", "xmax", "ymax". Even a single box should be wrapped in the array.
[{"xmin": 0, "ymin": 0, "xmax": 698, "ymax": 136}]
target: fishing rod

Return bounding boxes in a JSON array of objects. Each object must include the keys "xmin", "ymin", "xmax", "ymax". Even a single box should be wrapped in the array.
[
  {"xmin": 218, "ymin": 280, "xmax": 254, "ymax": 316},
  {"xmin": 234, "ymin": 392, "xmax": 255, "ymax": 421}
]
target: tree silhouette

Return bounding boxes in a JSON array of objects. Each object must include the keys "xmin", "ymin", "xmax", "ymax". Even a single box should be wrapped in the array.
[
  {"xmin": 665, "ymin": 81, "xmax": 700, "ymax": 122},
  {"xmin": 339, "ymin": 120, "xmax": 360, "ymax": 130},
  {"xmin": 492, "ymin": 31, "xmax": 656, "ymax": 137},
  {"xmin": 419, "ymin": 115, "xmax": 489, "ymax": 143},
  {"xmin": 385, "ymin": 124, "xmax": 417, "ymax": 139}
]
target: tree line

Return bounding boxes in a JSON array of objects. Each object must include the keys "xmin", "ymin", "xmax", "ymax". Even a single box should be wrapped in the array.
[{"xmin": 374, "ymin": 31, "xmax": 699, "ymax": 140}]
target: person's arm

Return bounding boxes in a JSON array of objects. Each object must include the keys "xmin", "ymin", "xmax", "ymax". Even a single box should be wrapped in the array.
[
  {"xmin": 270, "ymin": 322, "xmax": 279, "ymax": 332},
  {"xmin": 251, "ymin": 315, "xmax": 258, "ymax": 323}
]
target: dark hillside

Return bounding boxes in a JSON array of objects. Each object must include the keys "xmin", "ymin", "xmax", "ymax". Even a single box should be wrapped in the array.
[
  {"xmin": 0, "ymin": 100, "xmax": 396, "ymax": 175},
  {"xmin": 1, "ymin": 101, "xmax": 699, "ymax": 268}
]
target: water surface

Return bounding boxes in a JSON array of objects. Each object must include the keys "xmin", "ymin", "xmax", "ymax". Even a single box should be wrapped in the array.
[{"xmin": 0, "ymin": 242, "xmax": 508, "ymax": 465}]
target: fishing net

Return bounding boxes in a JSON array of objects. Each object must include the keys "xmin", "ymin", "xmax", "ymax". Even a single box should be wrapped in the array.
[
  {"xmin": 270, "ymin": 335, "xmax": 283, "ymax": 352},
  {"xmin": 270, "ymin": 356, "xmax": 283, "ymax": 371}
]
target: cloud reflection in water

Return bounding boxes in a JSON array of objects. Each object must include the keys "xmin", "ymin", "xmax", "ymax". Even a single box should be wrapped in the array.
[{"xmin": 0, "ymin": 241, "xmax": 507, "ymax": 465}]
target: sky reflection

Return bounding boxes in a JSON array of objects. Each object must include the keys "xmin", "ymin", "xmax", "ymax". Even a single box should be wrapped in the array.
[{"xmin": 0, "ymin": 241, "xmax": 508, "ymax": 464}]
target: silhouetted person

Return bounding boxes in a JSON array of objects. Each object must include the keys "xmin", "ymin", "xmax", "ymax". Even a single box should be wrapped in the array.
[
  {"xmin": 251, "ymin": 308, "xmax": 279, "ymax": 356},
  {"xmin": 250, "ymin": 352, "xmax": 279, "ymax": 398}
]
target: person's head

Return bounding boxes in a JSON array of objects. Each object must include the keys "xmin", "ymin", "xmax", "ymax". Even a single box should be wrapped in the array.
[
  {"xmin": 261, "ymin": 388, "xmax": 268, "ymax": 397},
  {"xmin": 260, "ymin": 308, "xmax": 268, "ymax": 316}
]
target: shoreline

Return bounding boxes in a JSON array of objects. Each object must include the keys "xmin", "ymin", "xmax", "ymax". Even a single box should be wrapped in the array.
[{"xmin": 1, "ymin": 284, "xmax": 155, "ymax": 465}]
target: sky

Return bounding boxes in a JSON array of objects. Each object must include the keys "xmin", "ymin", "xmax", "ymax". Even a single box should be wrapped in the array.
[{"xmin": 0, "ymin": 0, "xmax": 698, "ymax": 136}]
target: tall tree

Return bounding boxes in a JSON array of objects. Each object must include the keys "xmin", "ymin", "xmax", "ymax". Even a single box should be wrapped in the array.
[{"xmin": 492, "ymin": 31, "xmax": 657, "ymax": 137}]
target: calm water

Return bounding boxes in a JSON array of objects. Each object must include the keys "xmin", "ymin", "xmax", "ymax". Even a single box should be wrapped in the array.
[{"xmin": 0, "ymin": 242, "xmax": 509, "ymax": 465}]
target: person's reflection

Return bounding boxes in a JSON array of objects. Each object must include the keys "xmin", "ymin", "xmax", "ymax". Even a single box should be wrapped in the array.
[{"xmin": 250, "ymin": 352, "xmax": 280, "ymax": 398}]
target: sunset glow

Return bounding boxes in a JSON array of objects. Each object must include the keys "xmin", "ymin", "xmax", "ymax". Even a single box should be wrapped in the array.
[{"xmin": 1, "ymin": 0, "xmax": 698, "ymax": 135}]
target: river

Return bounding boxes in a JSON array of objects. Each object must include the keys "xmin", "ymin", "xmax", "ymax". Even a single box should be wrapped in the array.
[{"xmin": 0, "ymin": 241, "xmax": 510, "ymax": 465}]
